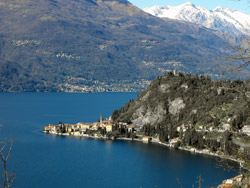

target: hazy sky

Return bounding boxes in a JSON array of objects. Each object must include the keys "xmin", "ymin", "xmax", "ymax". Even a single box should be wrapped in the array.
[{"xmin": 128, "ymin": 0, "xmax": 250, "ymax": 14}]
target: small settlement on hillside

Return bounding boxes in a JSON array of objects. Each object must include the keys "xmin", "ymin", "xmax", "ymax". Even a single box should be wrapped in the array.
[
  {"xmin": 43, "ymin": 115, "xmax": 146, "ymax": 141},
  {"xmin": 43, "ymin": 114, "xmax": 244, "ymax": 146},
  {"xmin": 45, "ymin": 115, "xmax": 114, "ymax": 134},
  {"xmin": 217, "ymin": 174, "xmax": 250, "ymax": 188},
  {"xmin": 43, "ymin": 114, "xmax": 250, "ymax": 187}
]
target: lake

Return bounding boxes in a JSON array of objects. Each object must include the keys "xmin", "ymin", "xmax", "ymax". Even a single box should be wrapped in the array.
[{"xmin": 0, "ymin": 92, "xmax": 242, "ymax": 188}]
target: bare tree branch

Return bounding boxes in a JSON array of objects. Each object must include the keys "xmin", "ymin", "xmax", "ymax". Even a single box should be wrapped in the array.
[
  {"xmin": 6, "ymin": 173, "xmax": 16, "ymax": 188},
  {"xmin": 220, "ymin": 36, "xmax": 250, "ymax": 73},
  {"xmin": 177, "ymin": 178, "xmax": 183, "ymax": 188},
  {"xmin": 0, "ymin": 141, "xmax": 13, "ymax": 162},
  {"xmin": 0, "ymin": 142, "xmax": 7, "ymax": 153},
  {"xmin": 0, "ymin": 140, "xmax": 15, "ymax": 188}
]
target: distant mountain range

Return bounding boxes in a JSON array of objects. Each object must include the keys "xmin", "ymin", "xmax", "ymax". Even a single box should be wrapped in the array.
[
  {"xmin": 144, "ymin": 2, "xmax": 250, "ymax": 37},
  {"xmin": 0, "ymin": 0, "xmax": 244, "ymax": 92}
]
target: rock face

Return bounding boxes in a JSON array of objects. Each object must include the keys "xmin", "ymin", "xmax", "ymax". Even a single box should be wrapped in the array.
[
  {"xmin": 168, "ymin": 98, "xmax": 185, "ymax": 115},
  {"xmin": 112, "ymin": 72, "xmax": 250, "ymax": 130},
  {"xmin": 132, "ymin": 104, "xmax": 165, "ymax": 126}
]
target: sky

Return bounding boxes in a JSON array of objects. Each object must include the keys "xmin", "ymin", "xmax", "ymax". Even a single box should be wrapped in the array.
[{"xmin": 128, "ymin": 0, "xmax": 250, "ymax": 14}]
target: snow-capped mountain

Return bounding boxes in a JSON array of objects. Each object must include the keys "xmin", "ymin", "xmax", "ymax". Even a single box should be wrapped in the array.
[{"xmin": 143, "ymin": 2, "xmax": 250, "ymax": 36}]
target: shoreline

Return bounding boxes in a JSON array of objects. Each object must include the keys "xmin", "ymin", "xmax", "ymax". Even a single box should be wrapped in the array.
[{"xmin": 44, "ymin": 131, "xmax": 246, "ymax": 171}]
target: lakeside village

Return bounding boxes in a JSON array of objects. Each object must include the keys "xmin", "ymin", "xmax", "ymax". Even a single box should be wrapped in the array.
[
  {"xmin": 43, "ymin": 115, "xmax": 250, "ymax": 188},
  {"xmin": 43, "ymin": 115, "xmax": 154, "ymax": 143},
  {"xmin": 43, "ymin": 114, "xmax": 250, "ymax": 146}
]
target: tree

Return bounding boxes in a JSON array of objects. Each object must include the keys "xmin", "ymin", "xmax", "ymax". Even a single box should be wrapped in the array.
[
  {"xmin": 0, "ymin": 140, "xmax": 15, "ymax": 188},
  {"xmin": 159, "ymin": 129, "xmax": 168, "ymax": 142},
  {"xmin": 222, "ymin": 36, "xmax": 250, "ymax": 72},
  {"xmin": 221, "ymin": 34, "xmax": 250, "ymax": 128},
  {"xmin": 197, "ymin": 174, "xmax": 203, "ymax": 188},
  {"xmin": 179, "ymin": 128, "xmax": 183, "ymax": 140}
]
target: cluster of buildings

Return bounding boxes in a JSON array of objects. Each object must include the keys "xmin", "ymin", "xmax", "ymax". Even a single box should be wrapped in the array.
[
  {"xmin": 44, "ymin": 115, "xmax": 115, "ymax": 135},
  {"xmin": 43, "ymin": 114, "xmax": 161, "ymax": 145},
  {"xmin": 176, "ymin": 123, "xmax": 226, "ymax": 134},
  {"xmin": 176, "ymin": 124, "xmax": 192, "ymax": 133},
  {"xmin": 12, "ymin": 39, "xmax": 40, "ymax": 46},
  {"xmin": 56, "ymin": 53, "xmax": 81, "ymax": 60},
  {"xmin": 218, "ymin": 174, "xmax": 246, "ymax": 188},
  {"xmin": 60, "ymin": 77, "xmax": 151, "ymax": 93},
  {"xmin": 196, "ymin": 123, "xmax": 250, "ymax": 135},
  {"xmin": 196, "ymin": 124, "xmax": 232, "ymax": 133},
  {"xmin": 43, "ymin": 115, "xmax": 139, "ymax": 137}
]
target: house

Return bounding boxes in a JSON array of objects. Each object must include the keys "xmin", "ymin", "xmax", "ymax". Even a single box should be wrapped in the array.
[
  {"xmin": 198, "ymin": 125, "xmax": 205, "ymax": 130},
  {"xmin": 122, "ymin": 122, "xmax": 128, "ymax": 126},
  {"xmin": 50, "ymin": 126, "xmax": 58, "ymax": 134},
  {"xmin": 177, "ymin": 126, "xmax": 182, "ymax": 132},
  {"xmin": 219, "ymin": 175, "xmax": 243, "ymax": 188},
  {"xmin": 91, "ymin": 123, "xmax": 100, "ymax": 130},
  {"xmin": 71, "ymin": 131, "xmax": 81, "ymax": 136},
  {"xmin": 71, "ymin": 125, "xmax": 79, "ymax": 132},
  {"xmin": 169, "ymin": 138, "xmax": 181, "ymax": 147},
  {"xmin": 108, "ymin": 116, "xmax": 112, "ymax": 121},
  {"xmin": 66, "ymin": 127, "xmax": 72, "ymax": 133},
  {"xmin": 225, "ymin": 179, "xmax": 233, "ymax": 184},
  {"xmin": 77, "ymin": 122, "xmax": 92, "ymax": 131},
  {"xmin": 74, "ymin": 124, "xmax": 80, "ymax": 129},
  {"xmin": 128, "ymin": 125, "xmax": 135, "ymax": 133},
  {"xmin": 179, "ymin": 124, "xmax": 191, "ymax": 132},
  {"xmin": 142, "ymin": 136, "xmax": 151, "ymax": 143},
  {"xmin": 106, "ymin": 124, "xmax": 113, "ymax": 132},
  {"xmin": 241, "ymin": 125, "xmax": 250, "ymax": 136},
  {"xmin": 209, "ymin": 126, "xmax": 215, "ymax": 132},
  {"xmin": 118, "ymin": 122, "xmax": 123, "ymax": 128},
  {"xmin": 222, "ymin": 179, "xmax": 233, "ymax": 188},
  {"xmin": 231, "ymin": 174, "xmax": 243, "ymax": 183},
  {"xmin": 44, "ymin": 124, "xmax": 54, "ymax": 131}
]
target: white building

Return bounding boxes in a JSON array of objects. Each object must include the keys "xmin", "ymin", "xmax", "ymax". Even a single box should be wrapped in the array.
[{"xmin": 241, "ymin": 125, "xmax": 250, "ymax": 136}]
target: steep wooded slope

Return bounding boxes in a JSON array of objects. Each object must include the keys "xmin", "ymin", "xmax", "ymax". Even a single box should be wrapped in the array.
[{"xmin": 112, "ymin": 72, "xmax": 250, "ymax": 131}]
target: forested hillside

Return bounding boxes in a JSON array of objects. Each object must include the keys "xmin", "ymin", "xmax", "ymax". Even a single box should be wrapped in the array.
[
  {"xmin": 0, "ymin": 0, "xmax": 233, "ymax": 92},
  {"xmin": 112, "ymin": 72, "xmax": 250, "ymax": 165},
  {"xmin": 113, "ymin": 72, "xmax": 250, "ymax": 128}
]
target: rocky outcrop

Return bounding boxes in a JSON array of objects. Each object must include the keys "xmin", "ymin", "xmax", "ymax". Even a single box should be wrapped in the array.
[
  {"xmin": 168, "ymin": 98, "xmax": 185, "ymax": 115},
  {"xmin": 132, "ymin": 104, "xmax": 165, "ymax": 127}
]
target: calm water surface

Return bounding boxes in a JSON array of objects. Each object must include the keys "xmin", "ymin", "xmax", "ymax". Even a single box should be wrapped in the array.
[{"xmin": 0, "ymin": 93, "xmax": 242, "ymax": 188}]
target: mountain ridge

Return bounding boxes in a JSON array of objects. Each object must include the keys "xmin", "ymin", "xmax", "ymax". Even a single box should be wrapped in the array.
[
  {"xmin": 0, "ymin": 0, "xmax": 236, "ymax": 92},
  {"xmin": 143, "ymin": 2, "xmax": 250, "ymax": 37}
]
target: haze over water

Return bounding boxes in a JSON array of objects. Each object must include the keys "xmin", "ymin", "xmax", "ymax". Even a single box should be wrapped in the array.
[{"xmin": 0, "ymin": 93, "xmax": 242, "ymax": 188}]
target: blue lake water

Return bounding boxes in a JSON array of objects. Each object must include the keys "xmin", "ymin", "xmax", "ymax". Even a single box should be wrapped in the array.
[{"xmin": 0, "ymin": 92, "xmax": 242, "ymax": 188}]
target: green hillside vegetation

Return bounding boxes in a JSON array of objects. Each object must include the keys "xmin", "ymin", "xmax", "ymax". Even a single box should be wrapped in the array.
[
  {"xmin": 112, "ymin": 72, "xmax": 250, "ymax": 167},
  {"xmin": 113, "ymin": 72, "xmax": 250, "ymax": 127},
  {"xmin": 0, "ymin": 0, "xmax": 237, "ymax": 92}
]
